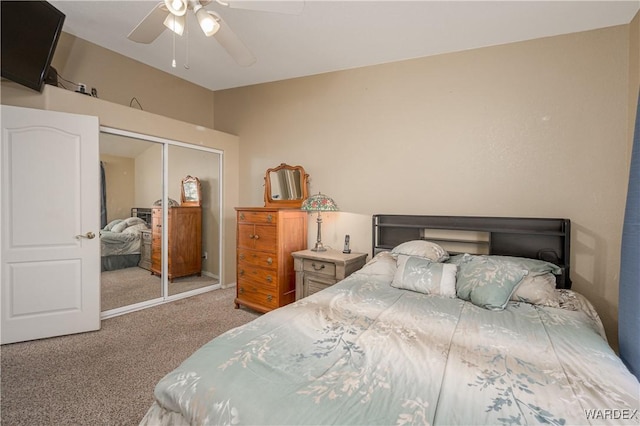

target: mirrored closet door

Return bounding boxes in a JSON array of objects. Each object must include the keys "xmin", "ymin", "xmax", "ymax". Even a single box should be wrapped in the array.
[{"xmin": 99, "ymin": 129, "xmax": 222, "ymax": 317}]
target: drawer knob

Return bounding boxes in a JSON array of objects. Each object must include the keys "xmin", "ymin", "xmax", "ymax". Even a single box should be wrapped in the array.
[
  {"xmin": 312, "ymin": 262, "xmax": 326, "ymax": 271},
  {"xmin": 239, "ymin": 254, "xmax": 245, "ymax": 260},
  {"xmin": 266, "ymin": 214, "xmax": 273, "ymax": 222},
  {"xmin": 239, "ymin": 269, "xmax": 245, "ymax": 276},
  {"xmin": 239, "ymin": 287, "xmax": 244, "ymax": 294},
  {"xmin": 266, "ymin": 295, "xmax": 273, "ymax": 302},
  {"xmin": 253, "ymin": 234, "xmax": 260, "ymax": 240},
  {"xmin": 266, "ymin": 257, "xmax": 273, "ymax": 265},
  {"xmin": 266, "ymin": 275, "xmax": 273, "ymax": 283},
  {"xmin": 239, "ymin": 213, "xmax": 245, "ymax": 220}
]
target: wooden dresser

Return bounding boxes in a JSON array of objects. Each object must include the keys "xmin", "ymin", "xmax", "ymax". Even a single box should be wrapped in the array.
[
  {"xmin": 151, "ymin": 206, "xmax": 202, "ymax": 282},
  {"xmin": 235, "ymin": 207, "xmax": 307, "ymax": 313}
]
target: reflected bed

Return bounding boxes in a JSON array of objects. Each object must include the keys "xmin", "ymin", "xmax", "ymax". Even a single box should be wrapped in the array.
[{"xmin": 100, "ymin": 208, "xmax": 150, "ymax": 271}]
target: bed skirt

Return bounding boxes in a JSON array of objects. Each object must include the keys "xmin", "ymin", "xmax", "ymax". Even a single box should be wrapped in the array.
[{"xmin": 101, "ymin": 254, "xmax": 140, "ymax": 272}]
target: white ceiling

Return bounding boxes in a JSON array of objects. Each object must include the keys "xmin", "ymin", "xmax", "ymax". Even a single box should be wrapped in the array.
[{"xmin": 50, "ymin": 1, "xmax": 639, "ymax": 91}]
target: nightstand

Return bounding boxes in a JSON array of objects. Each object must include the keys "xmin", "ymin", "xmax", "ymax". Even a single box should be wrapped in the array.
[
  {"xmin": 292, "ymin": 249, "xmax": 368, "ymax": 300},
  {"xmin": 138, "ymin": 229, "xmax": 152, "ymax": 271}
]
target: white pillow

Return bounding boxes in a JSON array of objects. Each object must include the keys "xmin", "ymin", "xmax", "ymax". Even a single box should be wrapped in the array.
[
  {"xmin": 390, "ymin": 240, "xmax": 449, "ymax": 262},
  {"xmin": 355, "ymin": 251, "xmax": 396, "ymax": 280},
  {"xmin": 122, "ymin": 223, "xmax": 149, "ymax": 234},
  {"xmin": 391, "ymin": 255, "xmax": 457, "ymax": 297},
  {"xmin": 510, "ymin": 273, "xmax": 560, "ymax": 307}
]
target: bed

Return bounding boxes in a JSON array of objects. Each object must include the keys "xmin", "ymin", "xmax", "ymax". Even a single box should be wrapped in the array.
[
  {"xmin": 140, "ymin": 215, "xmax": 639, "ymax": 425},
  {"xmin": 100, "ymin": 207, "xmax": 151, "ymax": 271}
]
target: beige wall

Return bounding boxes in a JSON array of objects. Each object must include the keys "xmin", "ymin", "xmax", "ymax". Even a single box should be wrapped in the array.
[
  {"xmin": 215, "ymin": 23, "xmax": 640, "ymax": 351},
  {"xmin": 1, "ymin": 82, "xmax": 240, "ymax": 288},
  {"xmin": 52, "ymin": 32, "xmax": 215, "ymax": 128}
]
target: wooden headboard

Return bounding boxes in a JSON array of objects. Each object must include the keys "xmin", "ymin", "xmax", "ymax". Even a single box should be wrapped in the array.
[{"xmin": 372, "ymin": 215, "xmax": 571, "ymax": 289}]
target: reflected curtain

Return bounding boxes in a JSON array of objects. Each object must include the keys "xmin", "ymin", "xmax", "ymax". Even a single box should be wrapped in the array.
[
  {"xmin": 619, "ymin": 91, "xmax": 640, "ymax": 380},
  {"xmin": 100, "ymin": 161, "xmax": 107, "ymax": 229}
]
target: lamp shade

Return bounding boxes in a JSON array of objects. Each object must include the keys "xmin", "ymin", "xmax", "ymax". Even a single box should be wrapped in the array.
[
  {"xmin": 163, "ymin": 13, "xmax": 185, "ymax": 35},
  {"xmin": 195, "ymin": 7, "xmax": 220, "ymax": 36},
  {"xmin": 301, "ymin": 193, "xmax": 339, "ymax": 212},
  {"xmin": 164, "ymin": 0, "xmax": 187, "ymax": 16}
]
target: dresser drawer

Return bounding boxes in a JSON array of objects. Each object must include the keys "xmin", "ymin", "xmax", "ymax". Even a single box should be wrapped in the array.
[
  {"xmin": 238, "ymin": 250, "xmax": 278, "ymax": 269},
  {"xmin": 237, "ymin": 224, "xmax": 277, "ymax": 252},
  {"xmin": 238, "ymin": 266, "xmax": 278, "ymax": 289},
  {"xmin": 237, "ymin": 281, "xmax": 278, "ymax": 310},
  {"xmin": 237, "ymin": 210, "xmax": 277, "ymax": 224},
  {"xmin": 302, "ymin": 258, "xmax": 336, "ymax": 277}
]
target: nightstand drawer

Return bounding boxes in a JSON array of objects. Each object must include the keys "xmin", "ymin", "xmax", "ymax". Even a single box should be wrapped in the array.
[
  {"xmin": 302, "ymin": 259, "xmax": 336, "ymax": 277},
  {"xmin": 141, "ymin": 229, "xmax": 152, "ymax": 242},
  {"xmin": 293, "ymin": 249, "xmax": 368, "ymax": 301}
]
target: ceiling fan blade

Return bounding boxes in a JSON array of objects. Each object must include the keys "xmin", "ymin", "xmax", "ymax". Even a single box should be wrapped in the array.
[
  {"xmin": 213, "ymin": 13, "xmax": 256, "ymax": 67},
  {"xmin": 223, "ymin": 1, "xmax": 304, "ymax": 15},
  {"xmin": 127, "ymin": 2, "xmax": 169, "ymax": 44}
]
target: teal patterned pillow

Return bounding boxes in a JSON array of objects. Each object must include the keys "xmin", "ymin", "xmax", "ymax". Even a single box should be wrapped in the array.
[
  {"xmin": 447, "ymin": 253, "xmax": 560, "ymax": 276},
  {"xmin": 392, "ymin": 255, "xmax": 457, "ymax": 297},
  {"xmin": 456, "ymin": 256, "xmax": 528, "ymax": 310}
]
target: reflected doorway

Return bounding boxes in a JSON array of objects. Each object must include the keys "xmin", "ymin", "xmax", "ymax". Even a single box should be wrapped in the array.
[{"xmin": 99, "ymin": 128, "xmax": 222, "ymax": 316}]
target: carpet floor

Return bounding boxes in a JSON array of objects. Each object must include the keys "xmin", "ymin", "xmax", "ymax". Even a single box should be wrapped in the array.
[
  {"xmin": 1, "ymin": 287, "xmax": 259, "ymax": 426},
  {"xmin": 101, "ymin": 267, "xmax": 219, "ymax": 311}
]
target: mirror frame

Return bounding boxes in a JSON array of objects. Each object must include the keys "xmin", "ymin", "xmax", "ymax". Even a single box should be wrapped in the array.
[
  {"xmin": 181, "ymin": 175, "xmax": 202, "ymax": 206},
  {"xmin": 264, "ymin": 163, "xmax": 309, "ymax": 208}
]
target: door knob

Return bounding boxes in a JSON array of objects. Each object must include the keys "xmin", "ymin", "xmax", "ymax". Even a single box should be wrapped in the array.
[{"xmin": 76, "ymin": 232, "xmax": 96, "ymax": 239}]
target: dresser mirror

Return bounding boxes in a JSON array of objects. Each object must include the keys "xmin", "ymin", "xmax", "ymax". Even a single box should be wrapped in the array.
[
  {"xmin": 181, "ymin": 175, "xmax": 202, "ymax": 206},
  {"xmin": 264, "ymin": 163, "xmax": 309, "ymax": 208}
]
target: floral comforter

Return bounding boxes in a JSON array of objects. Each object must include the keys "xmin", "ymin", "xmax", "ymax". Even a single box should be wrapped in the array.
[{"xmin": 141, "ymin": 273, "xmax": 639, "ymax": 425}]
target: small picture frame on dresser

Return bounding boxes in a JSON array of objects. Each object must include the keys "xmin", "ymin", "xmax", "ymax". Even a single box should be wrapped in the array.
[{"xmin": 181, "ymin": 175, "xmax": 202, "ymax": 206}]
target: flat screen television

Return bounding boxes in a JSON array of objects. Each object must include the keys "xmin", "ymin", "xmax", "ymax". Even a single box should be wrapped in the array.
[{"xmin": 1, "ymin": 1, "xmax": 65, "ymax": 92}]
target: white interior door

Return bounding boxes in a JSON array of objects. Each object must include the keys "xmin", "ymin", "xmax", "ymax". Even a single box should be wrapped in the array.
[{"xmin": 1, "ymin": 105, "xmax": 100, "ymax": 344}]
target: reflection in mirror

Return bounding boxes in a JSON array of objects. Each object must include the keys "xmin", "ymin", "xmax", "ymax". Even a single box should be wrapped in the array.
[
  {"xmin": 270, "ymin": 169, "xmax": 302, "ymax": 200},
  {"xmin": 264, "ymin": 164, "xmax": 309, "ymax": 208},
  {"xmin": 168, "ymin": 145, "xmax": 220, "ymax": 296},
  {"xmin": 99, "ymin": 132, "xmax": 162, "ymax": 312},
  {"xmin": 181, "ymin": 175, "xmax": 202, "ymax": 206},
  {"xmin": 99, "ymin": 131, "xmax": 222, "ymax": 314}
]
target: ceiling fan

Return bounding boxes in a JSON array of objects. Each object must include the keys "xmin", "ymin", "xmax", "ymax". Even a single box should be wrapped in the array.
[{"xmin": 128, "ymin": 0, "xmax": 303, "ymax": 67}]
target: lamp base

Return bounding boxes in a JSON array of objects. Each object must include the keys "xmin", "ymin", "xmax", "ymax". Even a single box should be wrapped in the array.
[{"xmin": 311, "ymin": 242, "xmax": 327, "ymax": 252}]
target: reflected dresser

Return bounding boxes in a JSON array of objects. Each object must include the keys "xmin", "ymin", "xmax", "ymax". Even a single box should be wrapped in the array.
[
  {"xmin": 151, "ymin": 206, "xmax": 202, "ymax": 282},
  {"xmin": 235, "ymin": 207, "xmax": 307, "ymax": 313}
]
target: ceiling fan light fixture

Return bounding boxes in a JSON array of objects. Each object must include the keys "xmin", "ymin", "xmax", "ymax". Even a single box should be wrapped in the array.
[
  {"xmin": 163, "ymin": 13, "xmax": 185, "ymax": 35},
  {"xmin": 195, "ymin": 8, "xmax": 220, "ymax": 37},
  {"xmin": 164, "ymin": 0, "xmax": 187, "ymax": 16}
]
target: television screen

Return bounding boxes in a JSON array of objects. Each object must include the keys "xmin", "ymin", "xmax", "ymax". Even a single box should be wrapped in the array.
[{"xmin": 1, "ymin": 1, "xmax": 65, "ymax": 92}]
